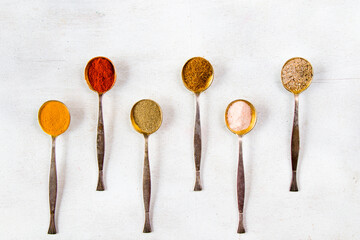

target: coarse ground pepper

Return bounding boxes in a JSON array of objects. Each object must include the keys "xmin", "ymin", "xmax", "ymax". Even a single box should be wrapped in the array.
[
  {"xmin": 182, "ymin": 57, "xmax": 213, "ymax": 92},
  {"xmin": 281, "ymin": 58, "xmax": 313, "ymax": 93},
  {"xmin": 87, "ymin": 57, "xmax": 115, "ymax": 93}
]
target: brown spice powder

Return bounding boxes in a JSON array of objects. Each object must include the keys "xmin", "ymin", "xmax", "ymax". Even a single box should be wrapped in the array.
[
  {"xmin": 182, "ymin": 57, "xmax": 213, "ymax": 92},
  {"xmin": 281, "ymin": 58, "xmax": 313, "ymax": 93}
]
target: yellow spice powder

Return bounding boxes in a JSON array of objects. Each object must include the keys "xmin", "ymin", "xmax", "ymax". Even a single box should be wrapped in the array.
[{"xmin": 39, "ymin": 101, "xmax": 70, "ymax": 136}]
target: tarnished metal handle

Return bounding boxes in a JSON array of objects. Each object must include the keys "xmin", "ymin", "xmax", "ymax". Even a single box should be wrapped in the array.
[
  {"xmin": 237, "ymin": 135, "xmax": 245, "ymax": 234},
  {"xmin": 97, "ymin": 93, "xmax": 105, "ymax": 191},
  {"xmin": 48, "ymin": 136, "xmax": 57, "ymax": 234},
  {"xmin": 194, "ymin": 93, "xmax": 202, "ymax": 191},
  {"xmin": 143, "ymin": 135, "xmax": 152, "ymax": 233},
  {"xmin": 290, "ymin": 94, "xmax": 299, "ymax": 192}
]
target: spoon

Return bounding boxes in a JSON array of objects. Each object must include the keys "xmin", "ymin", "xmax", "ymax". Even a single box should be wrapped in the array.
[
  {"xmin": 181, "ymin": 57, "xmax": 214, "ymax": 191},
  {"xmin": 38, "ymin": 100, "xmax": 70, "ymax": 234},
  {"xmin": 225, "ymin": 99, "xmax": 256, "ymax": 234},
  {"xmin": 85, "ymin": 56, "xmax": 116, "ymax": 191},
  {"xmin": 281, "ymin": 57, "xmax": 313, "ymax": 192},
  {"xmin": 130, "ymin": 99, "xmax": 162, "ymax": 233}
]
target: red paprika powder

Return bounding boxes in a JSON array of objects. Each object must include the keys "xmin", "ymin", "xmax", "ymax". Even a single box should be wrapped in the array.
[{"xmin": 86, "ymin": 57, "xmax": 115, "ymax": 93}]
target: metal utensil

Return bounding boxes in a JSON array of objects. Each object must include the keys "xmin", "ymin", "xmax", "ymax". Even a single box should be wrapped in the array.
[
  {"xmin": 38, "ymin": 100, "xmax": 70, "ymax": 234},
  {"xmin": 281, "ymin": 57, "xmax": 313, "ymax": 191},
  {"xmin": 181, "ymin": 57, "xmax": 214, "ymax": 191},
  {"xmin": 130, "ymin": 99, "xmax": 162, "ymax": 233},
  {"xmin": 225, "ymin": 99, "xmax": 256, "ymax": 234},
  {"xmin": 85, "ymin": 56, "xmax": 116, "ymax": 191}
]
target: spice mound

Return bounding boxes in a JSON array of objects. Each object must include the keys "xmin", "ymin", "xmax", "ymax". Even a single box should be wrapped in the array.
[
  {"xmin": 226, "ymin": 101, "xmax": 252, "ymax": 132},
  {"xmin": 131, "ymin": 100, "xmax": 162, "ymax": 135},
  {"xmin": 87, "ymin": 57, "xmax": 115, "ymax": 93},
  {"xmin": 281, "ymin": 57, "xmax": 313, "ymax": 93},
  {"xmin": 182, "ymin": 57, "xmax": 213, "ymax": 92},
  {"xmin": 39, "ymin": 101, "xmax": 70, "ymax": 136}
]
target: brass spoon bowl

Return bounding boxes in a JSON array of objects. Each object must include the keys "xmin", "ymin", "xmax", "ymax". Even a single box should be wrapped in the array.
[
  {"xmin": 281, "ymin": 57, "xmax": 313, "ymax": 95},
  {"xmin": 181, "ymin": 57, "xmax": 214, "ymax": 191},
  {"xmin": 225, "ymin": 99, "xmax": 256, "ymax": 234},
  {"xmin": 84, "ymin": 56, "xmax": 117, "ymax": 93},
  {"xmin": 130, "ymin": 99, "xmax": 162, "ymax": 233},
  {"xmin": 39, "ymin": 100, "xmax": 70, "ymax": 137},
  {"xmin": 38, "ymin": 100, "xmax": 70, "ymax": 234},
  {"xmin": 281, "ymin": 57, "xmax": 313, "ymax": 192},
  {"xmin": 182, "ymin": 57, "xmax": 214, "ymax": 93},
  {"xmin": 225, "ymin": 99, "xmax": 257, "ymax": 136},
  {"xmin": 130, "ymin": 99, "xmax": 162, "ymax": 135},
  {"xmin": 84, "ymin": 56, "xmax": 116, "ymax": 191}
]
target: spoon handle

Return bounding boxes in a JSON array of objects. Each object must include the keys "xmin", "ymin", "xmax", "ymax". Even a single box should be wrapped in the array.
[
  {"xmin": 48, "ymin": 136, "xmax": 57, "ymax": 234},
  {"xmin": 290, "ymin": 94, "xmax": 299, "ymax": 191},
  {"xmin": 237, "ymin": 135, "xmax": 245, "ymax": 233},
  {"xmin": 97, "ymin": 93, "xmax": 105, "ymax": 191},
  {"xmin": 194, "ymin": 93, "xmax": 202, "ymax": 191},
  {"xmin": 143, "ymin": 135, "xmax": 152, "ymax": 233}
]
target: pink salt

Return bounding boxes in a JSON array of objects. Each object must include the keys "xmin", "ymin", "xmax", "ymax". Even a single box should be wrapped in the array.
[{"xmin": 227, "ymin": 101, "xmax": 252, "ymax": 132}]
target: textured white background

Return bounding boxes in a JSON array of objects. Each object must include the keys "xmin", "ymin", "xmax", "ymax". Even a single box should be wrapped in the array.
[{"xmin": 0, "ymin": 0, "xmax": 360, "ymax": 239}]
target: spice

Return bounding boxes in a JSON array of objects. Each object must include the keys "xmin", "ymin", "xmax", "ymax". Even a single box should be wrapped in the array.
[
  {"xmin": 39, "ymin": 101, "xmax": 70, "ymax": 136},
  {"xmin": 182, "ymin": 57, "xmax": 213, "ymax": 92},
  {"xmin": 131, "ymin": 100, "xmax": 162, "ymax": 135},
  {"xmin": 281, "ymin": 57, "xmax": 313, "ymax": 93},
  {"xmin": 86, "ymin": 57, "xmax": 115, "ymax": 93},
  {"xmin": 226, "ymin": 101, "xmax": 252, "ymax": 132}
]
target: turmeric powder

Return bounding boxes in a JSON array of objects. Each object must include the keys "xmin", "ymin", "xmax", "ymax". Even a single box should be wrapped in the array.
[{"xmin": 38, "ymin": 101, "xmax": 70, "ymax": 136}]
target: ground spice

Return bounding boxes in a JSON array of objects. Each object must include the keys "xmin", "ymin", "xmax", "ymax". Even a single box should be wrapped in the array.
[
  {"xmin": 182, "ymin": 57, "xmax": 213, "ymax": 92},
  {"xmin": 39, "ymin": 101, "xmax": 70, "ymax": 136},
  {"xmin": 131, "ymin": 100, "xmax": 162, "ymax": 135},
  {"xmin": 281, "ymin": 58, "xmax": 313, "ymax": 93},
  {"xmin": 226, "ymin": 101, "xmax": 252, "ymax": 132},
  {"xmin": 87, "ymin": 57, "xmax": 115, "ymax": 93}
]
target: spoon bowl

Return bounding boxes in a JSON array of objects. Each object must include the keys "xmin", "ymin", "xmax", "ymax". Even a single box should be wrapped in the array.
[
  {"xmin": 281, "ymin": 57, "xmax": 313, "ymax": 94},
  {"xmin": 225, "ymin": 99, "xmax": 256, "ymax": 136},
  {"xmin": 130, "ymin": 99, "xmax": 162, "ymax": 135},
  {"xmin": 38, "ymin": 100, "xmax": 70, "ymax": 137},
  {"xmin": 182, "ymin": 57, "xmax": 214, "ymax": 93},
  {"xmin": 84, "ymin": 56, "xmax": 116, "ymax": 94}
]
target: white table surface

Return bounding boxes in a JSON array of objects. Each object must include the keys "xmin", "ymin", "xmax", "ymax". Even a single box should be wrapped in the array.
[{"xmin": 1, "ymin": 0, "xmax": 360, "ymax": 239}]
